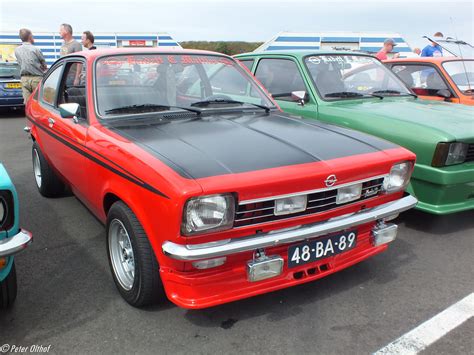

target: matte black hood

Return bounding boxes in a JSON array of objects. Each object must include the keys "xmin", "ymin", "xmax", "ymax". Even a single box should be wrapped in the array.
[{"xmin": 110, "ymin": 111, "xmax": 397, "ymax": 179}]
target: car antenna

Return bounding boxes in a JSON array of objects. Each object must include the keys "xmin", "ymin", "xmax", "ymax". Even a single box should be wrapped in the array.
[{"xmin": 450, "ymin": 16, "xmax": 472, "ymax": 93}]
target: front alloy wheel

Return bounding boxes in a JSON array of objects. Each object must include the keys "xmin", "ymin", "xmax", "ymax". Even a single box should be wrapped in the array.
[
  {"xmin": 106, "ymin": 201, "xmax": 164, "ymax": 307},
  {"xmin": 109, "ymin": 219, "xmax": 135, "ymax": 290}
]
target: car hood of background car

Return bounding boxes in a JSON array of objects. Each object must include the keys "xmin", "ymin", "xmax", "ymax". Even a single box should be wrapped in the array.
[
  {"xmin": 323, "ymin": 98, "xmax": 474, "ymax": 141},
  {"xmin": 108, "ymin": 111, "xmax": 398, "ymax": 179}
]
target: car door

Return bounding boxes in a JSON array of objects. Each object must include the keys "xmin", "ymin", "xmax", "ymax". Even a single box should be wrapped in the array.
[
  {"xmin": 252, "ymin": 57, "xmax": 318, "ymax": 116},
  {"xmin": 37, "ymin": 59, "xmax": 88, "ymax": 198}
]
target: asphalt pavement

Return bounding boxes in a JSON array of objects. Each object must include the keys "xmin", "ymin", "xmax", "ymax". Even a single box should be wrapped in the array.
[{"xmin": 0, "ymin": 109, "xmax": 473, "ymax": 354}]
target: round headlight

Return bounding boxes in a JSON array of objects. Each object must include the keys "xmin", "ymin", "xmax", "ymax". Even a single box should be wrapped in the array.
[
  {"xmin": 0, "ymin": 197, "xmax": 6, "ymax": 226},
  {"xmin": 383, "ymin": 162, "xmax": 413, "ymax": 193}
]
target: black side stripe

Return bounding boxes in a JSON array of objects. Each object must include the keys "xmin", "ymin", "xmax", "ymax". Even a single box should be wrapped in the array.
[{"xmin": 27, "ymin": 117, "xmax": 169, "ymax": 199}]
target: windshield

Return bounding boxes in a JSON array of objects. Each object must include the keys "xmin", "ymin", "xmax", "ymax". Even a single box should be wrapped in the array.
[
  {"xmin": 442, "ymin": 60, "xmax": 474, "ymax": 94},
  {"xmin": 0, "ymin": 63, "xmax": 20, "ymax": 79},
  {"xmin": 95, "ymin": 54, "xmax": 275, "ymax": 117},
  {"xmin": 304, "ymin": 55, "xmax": 412, "ymax": 99}
]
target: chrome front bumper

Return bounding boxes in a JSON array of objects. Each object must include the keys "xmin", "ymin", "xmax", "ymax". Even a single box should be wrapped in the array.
[
  {"xmin": 0, "ymin": 229, "xmax": 33, "ymax": 257},
  {"xmin": 162, "ymin": 195, "xmax": 417, "ymax": 261}
]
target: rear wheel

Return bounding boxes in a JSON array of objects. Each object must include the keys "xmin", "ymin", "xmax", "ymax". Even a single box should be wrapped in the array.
[
  {"xmin": 32, "ymin": 142, "xmax": 65, "ymax": 197},
  {"xmin": 0, "ymin": 261, "xmax": 17, "ymax": 309},
  {"xmin": 106, "ymin": 201, "xmax": 164, "ymax": 307}
]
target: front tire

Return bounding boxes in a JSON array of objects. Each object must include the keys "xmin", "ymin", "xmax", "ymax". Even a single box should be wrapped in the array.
[
  {"xmin": 0, "ymin": 261, "xmax": 17, "ymax": 309},
  {"xmin": 106, "ymin": 201, "xmax": 164, "ymax": 307},
  {"xmin": 32, "ymin": 142, "xmax": 65, "ymax": 197}
]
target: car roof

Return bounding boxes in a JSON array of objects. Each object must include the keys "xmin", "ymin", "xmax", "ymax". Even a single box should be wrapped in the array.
[
  {"xmin": 60, "ymin": 47, "xmax": 231, "ymax": 61},
  {"xmin": 384, "ymin": 57, "xmax": 474, "ymax": 64},
  {"xmin": 236, "ymin": 50, "xmax": 372, "ymax": 58}
]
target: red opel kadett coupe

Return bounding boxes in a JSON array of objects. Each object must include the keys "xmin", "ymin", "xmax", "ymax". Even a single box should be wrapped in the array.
[{"xmin": 24, "ymin": 48, "xmax": 417, "ymax": 309}]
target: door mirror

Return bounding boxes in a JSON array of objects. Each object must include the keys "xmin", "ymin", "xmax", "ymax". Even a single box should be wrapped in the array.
[
  {"xmin": 291, "ymin": 91, "xmax": 307, "ymax": 106},
  {"xmin": 436, "ymin": 89, "xmax": 452, "ymax": 99},
  {"xmin": 59, "ymin": 103, "xmax": 80, "ymax": 121}
]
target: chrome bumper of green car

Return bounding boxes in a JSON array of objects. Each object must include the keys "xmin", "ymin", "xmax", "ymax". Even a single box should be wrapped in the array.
[{"xmin": 408, "ymin": 163, "xmax": 474, "ymax": 214}]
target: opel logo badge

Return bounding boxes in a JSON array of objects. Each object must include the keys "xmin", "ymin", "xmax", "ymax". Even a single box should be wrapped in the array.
[{"xmin": 325, "ymin": 174, "xmax": 337, "ymax": 187}]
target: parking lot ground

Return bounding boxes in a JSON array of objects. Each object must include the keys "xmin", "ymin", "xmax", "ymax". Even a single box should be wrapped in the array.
[{"xmin": 1, "ymin": 109, "xmax": 473, "ymax": 354}]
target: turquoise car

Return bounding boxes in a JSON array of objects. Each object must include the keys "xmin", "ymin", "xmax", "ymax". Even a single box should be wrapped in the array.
[{"xmin": 0, "ymin": 163, "xmax": 32, "ymax": 309}]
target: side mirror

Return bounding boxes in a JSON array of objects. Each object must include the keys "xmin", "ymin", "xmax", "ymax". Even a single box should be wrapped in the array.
[
  {"xmin": 59, "ymin": 103, "xmax": 80, "ymax": 123},
  {"xmin": 291, "ymin": 91, "xmax": 307, "ymax": 106},
  {"xmin": 436, "ymin": 89, "xmax": 452, "ymax": 99}
]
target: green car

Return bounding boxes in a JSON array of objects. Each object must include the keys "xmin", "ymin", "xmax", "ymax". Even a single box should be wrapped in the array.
[{"xmin": 235, "ymin": 50, "xmax": 474, "ymax": 214}]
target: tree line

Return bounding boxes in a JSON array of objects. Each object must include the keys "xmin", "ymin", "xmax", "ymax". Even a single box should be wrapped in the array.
[{"xmin": 180, "ymin": 41, "xmax": 263, "ymax": 56}]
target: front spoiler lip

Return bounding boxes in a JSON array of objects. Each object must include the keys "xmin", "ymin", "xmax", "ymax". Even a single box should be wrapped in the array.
[
  {"xmin": 0, "ymin": 229, "xmax": 32, "ymax": 257},
  {"xmin": 162, "ymin": 195, "xmax": 418, "ymax": 261}
]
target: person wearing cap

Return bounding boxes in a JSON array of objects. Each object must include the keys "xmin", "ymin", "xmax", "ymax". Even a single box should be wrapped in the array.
[
  {"xmin": 421, "ymin": 32, "xmax": 443, "ymax": 57},
  {"xmin": 375, "ymin": 38, "xmax": 400, "ymax": 60}
]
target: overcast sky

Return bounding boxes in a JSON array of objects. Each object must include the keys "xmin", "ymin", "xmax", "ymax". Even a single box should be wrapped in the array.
[{"xmin": 0, "ymin": 0, "xmax": 472, "ymax": 49}]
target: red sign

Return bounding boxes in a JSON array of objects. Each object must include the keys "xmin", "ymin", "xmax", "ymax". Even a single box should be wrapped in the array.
[{"xmin": 129, "ymin": 40, "xmax": 146, "ymax": 46}]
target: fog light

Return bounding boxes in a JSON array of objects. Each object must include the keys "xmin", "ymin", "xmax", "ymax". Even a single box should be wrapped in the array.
[
  {"xmin": 0, "ymin": 257, "xmax": 6, "ymax": 269},
  {"xmin": 336, "ymin": 183, "xmax": 362, "ymax": 204},
  {"xmin": 274, "ymin": 195, "xmax": 307, "ymax": 215},
  {"xmin": 247, "ymin": 255, "xmax": 283, "ymax": 282},
  {"xmin": 372, "ymin": 223, "xmax": 398, "ymax": 246},
  {"xmin": 192, "ymin": 257, "xmax": 226, "ymax": 269}
]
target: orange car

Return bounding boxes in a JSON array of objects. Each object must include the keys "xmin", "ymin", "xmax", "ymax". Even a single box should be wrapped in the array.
[{"xmin": 385, "ymin": 57, "xmax": 474, "ymax": 105}]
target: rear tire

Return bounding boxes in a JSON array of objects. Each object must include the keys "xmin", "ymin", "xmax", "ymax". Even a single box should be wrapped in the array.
[
  {"xmin": 0, "ymin": 261, "xmax": 17, "ymax": 309},
  {"xmin": 32, "ymin": 141, "xmax": 65, "ymax": 197},
  {"xmin": 106, "ymin": 201, "xmax": 164, "ymax": 307}
]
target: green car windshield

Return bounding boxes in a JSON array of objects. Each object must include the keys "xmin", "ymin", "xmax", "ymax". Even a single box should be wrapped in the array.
[
  {"xmin": 95, "ymin": 54, "xmax": 275, "ymax": 117},
  {"xmin": 442, "ymin": 60, "xmax": 474, "ymax": 94},
  {"xmin": 304, "ymin": 55, "xmax": 412, "ymax": 99}
]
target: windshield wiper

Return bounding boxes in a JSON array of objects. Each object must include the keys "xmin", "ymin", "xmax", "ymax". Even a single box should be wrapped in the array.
[
  {"xmin": 325, "ymin": 91, "xmax": 365, "ymax": 98},
  {"xmin": 105, "ymin": 104, "xmax": 201, "ymax": 115},
  {"xmin": 371, "ymin": 90, "xmax": 417, "ymax": 99},
  {"xmin": 191, "ymin": 99, "xmax": 271, "ymax": 113}
]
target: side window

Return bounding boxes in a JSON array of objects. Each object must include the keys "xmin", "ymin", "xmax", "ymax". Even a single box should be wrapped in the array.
[
  {"xmin": 209, "ymin": 65, "xmax": 248, "ymax": 95},
  {"xmin": 59, "ymin": 62, "xmax": 87, "ymax": 118},
  {"xmin": 392, "ymin": 64, "xmax": 449, "ymax": 96},
  {"xmin": 238, "ymin": 59, "xmax": 254, "ymax": 71},
  {"xmin": 254, "ymin": 59, "xmax": 307, "ymax": 101},
  {"xmin": 41, "ymin": 65, "xmax": 63, "ymax": 106}
]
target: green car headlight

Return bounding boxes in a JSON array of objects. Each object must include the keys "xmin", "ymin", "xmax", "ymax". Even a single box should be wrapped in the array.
[
  {"xmin": 182, "ymin": 194, "xmax": 235, "ymax": 236},
  {"xmin": 432, "ymin": 142, "xmax": 469, "ymax": 167}
]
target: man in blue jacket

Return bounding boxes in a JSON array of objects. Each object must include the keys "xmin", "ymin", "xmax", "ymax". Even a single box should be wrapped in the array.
[{"xmin": 421, "ymin": 32, "xmax": 444, "ymax": 57}]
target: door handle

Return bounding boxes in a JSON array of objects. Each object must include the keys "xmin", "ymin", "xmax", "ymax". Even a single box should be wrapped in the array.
[{"xmin": 48, "ymin": 117, "xmax": 55, "ymax": 127}]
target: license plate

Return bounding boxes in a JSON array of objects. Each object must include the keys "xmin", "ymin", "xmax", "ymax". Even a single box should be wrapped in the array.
[
  {"xmin": 288, "ymin": 230, "xmax": 357, "ymax": 268},
  {"xmin": 5, "ymin": 83, "xmax": 21, "ymax": 89}
]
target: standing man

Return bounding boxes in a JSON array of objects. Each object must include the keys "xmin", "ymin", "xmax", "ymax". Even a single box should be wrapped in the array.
[
  {"xmin": 375, "ymin": 38, "xmax": 400, "ymax": 60},
  {"xmin": 81, "ymin": 31, "xmax": 96, "ymax": 50},
  {"xmin": 421, "ymin": 32, "xmax": 444, "ymax": 57},
  {"xmin": 14, "ymin": 28, "xmax": 47, "ymax": 104},
  {"xmin": 59, "ymin": 23, "xmax": 82, "ymax": 57}
]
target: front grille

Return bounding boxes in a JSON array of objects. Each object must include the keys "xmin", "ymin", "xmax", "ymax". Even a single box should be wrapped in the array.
[
  {"xmin": 234, "ymin": 177, "xmax": 385, "ymax": 228},
  {"xmin": 465, "ymin": 144, "xmax": 474, "ymax": 163}
]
